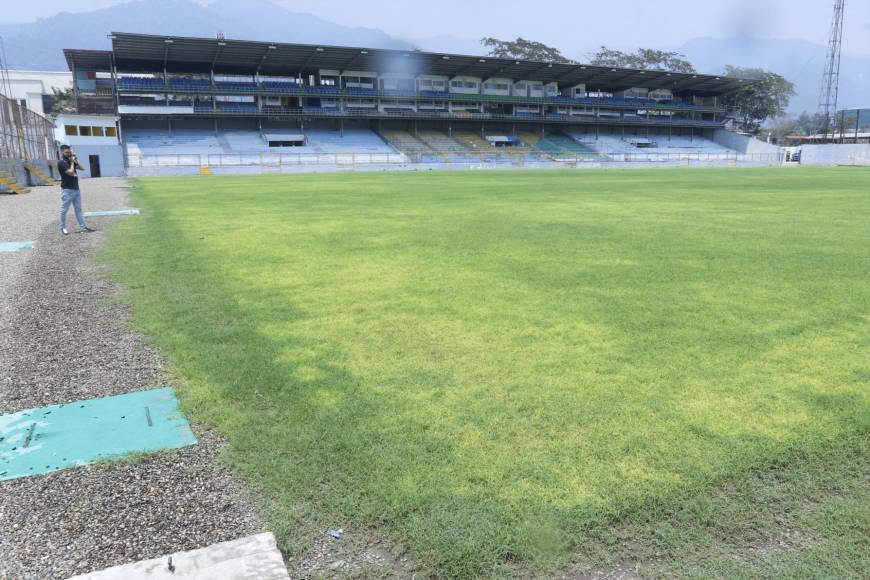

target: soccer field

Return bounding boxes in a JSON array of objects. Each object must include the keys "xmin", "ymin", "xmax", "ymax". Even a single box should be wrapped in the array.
[{"xmin": 106, "ymin": 167, "xmax": 869, "ymax": 577}]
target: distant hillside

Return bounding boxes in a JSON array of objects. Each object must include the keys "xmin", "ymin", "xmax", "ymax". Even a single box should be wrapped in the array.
[
  {"xmin": 0, "ymin": 0, "xmax": 411, "ymax": 71},
  {"xmin": 413, "ymin": 35, "xmax": 486, "ymax": 56},
  {"xmin": 678, "ymin": 36, "xmax": 870, "ymax": 114}
]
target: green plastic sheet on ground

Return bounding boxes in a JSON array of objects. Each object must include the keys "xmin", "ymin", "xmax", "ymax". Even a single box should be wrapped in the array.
[
  {"xmin": 83, "ymin": 209, "xmax": 140, "ymax": 217},
  {"xmin": 0, "ymin": 241, "xmax": 33, "ymax": 252},
  {"xmin": 0, "ymin": 387, "xmax": 196, "ymax": 481}
]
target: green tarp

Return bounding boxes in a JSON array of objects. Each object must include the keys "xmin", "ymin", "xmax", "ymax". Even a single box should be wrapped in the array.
[{"xmin": 1, "ymin": 387, "xmax": 196, "ymax": 481}]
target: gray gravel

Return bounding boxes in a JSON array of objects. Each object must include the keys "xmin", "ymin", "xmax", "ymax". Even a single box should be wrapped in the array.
[{"xmin": 0, "ymin": 179, "xmax": 266, "ymax": 580}]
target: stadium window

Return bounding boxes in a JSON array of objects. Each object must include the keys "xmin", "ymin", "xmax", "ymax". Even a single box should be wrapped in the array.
[
  {"xmin": 65, "ymin": 125, "xmax": 78, "ymax": 136},
  {"xmin": 91, "ymin": 127, "xmax": 104, "ymax": 137},
  {"xmin": 106, "ymin": 127, "xmax": 117, "ymax": 137},
  {"xmin": 422, "ymin": 80, "xmax": 445, "ymax": 90},
  {"xmin": 79, "ymin": 126, "xmax": 92, "ymax": 136}
]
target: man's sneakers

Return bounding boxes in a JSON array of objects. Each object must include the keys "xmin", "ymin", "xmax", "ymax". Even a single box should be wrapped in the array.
[{"xmin": 63, "ymin": 226, "xmax": 96, "ymax": 235}]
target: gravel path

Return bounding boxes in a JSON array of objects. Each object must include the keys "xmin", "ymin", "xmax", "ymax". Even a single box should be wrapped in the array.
[{"xmin": 0, "ymin": 180, "xmax": 266, "ymax": 580}]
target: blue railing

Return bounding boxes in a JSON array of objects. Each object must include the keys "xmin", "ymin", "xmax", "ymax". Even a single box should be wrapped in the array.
[{"xmin": 166, "ymin": 106, "xmax": 724, "ymax": 127}]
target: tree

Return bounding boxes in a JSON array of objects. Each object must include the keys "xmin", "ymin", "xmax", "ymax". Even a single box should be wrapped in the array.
[
  {"xmin": 480, "ymin": 37, "xmax": 575, "ymax": 63},
  {"xmin": 49, "ymin": 87, "xmax": 76, "ymax": 117},
  {"xmin": 590, "ymin": 47, "xmax": 695, "ymax": 73},
  {"xmin": 795, "ymin": 111, "xmax": 828, "ymax": 136},
  {"xmin": 722, "ymin": 66, "xmax": 795, "ymax": 134},
  {"xmin": 767, "ymin": 117, "xmax": 801, "ymax": 144},
  {"xmin": 795, "ymin": 112, "xmax": 814, "ymax": 135}
]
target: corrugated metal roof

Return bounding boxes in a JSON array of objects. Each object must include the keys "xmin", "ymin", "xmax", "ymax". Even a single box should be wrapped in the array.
[
  {"xmin": 64, "ymin": 32, "xmax": 751, "ymax": 95},
  {"xmin": 63, "ymin": 49, "xmax": 113, "ymax": 71}
]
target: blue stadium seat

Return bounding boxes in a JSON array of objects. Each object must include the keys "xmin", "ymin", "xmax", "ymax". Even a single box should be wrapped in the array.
[
  {"xmin": 169, "ymin": 78, "xmax": 212, "ymax": 90},
  {"xmin": 214, "ymin": 81, "xmax": 258, "ymax": 92},
  {"xmin": 215, "ymin": 102, "xmax": 258, "ymax": 113},
  {"xmin": 306, "ymin": 86, "xmax": 340, "ymax": 95},
  {"xmin": 381, "ymin": 89, "xmax": 417, "ymax": 98},
  {"xmin": 345, "ymin": 87, "xmax": 378, "ymax": 96},
  {"xmin": 118, "ymin": 77, "xmax": 166, "ymax": 91},
  {"xmin": 420, "ymin": 90, "xmax": 451, "ymax": 99},
  {"xmin": 262, "ymin": 81, "xmax": 304, "ymax": 93}
]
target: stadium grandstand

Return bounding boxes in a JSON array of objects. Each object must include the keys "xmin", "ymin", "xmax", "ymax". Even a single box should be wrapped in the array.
[{"xmin": 62, "ymin": 32, "xmax": 784, "ymax": 174}]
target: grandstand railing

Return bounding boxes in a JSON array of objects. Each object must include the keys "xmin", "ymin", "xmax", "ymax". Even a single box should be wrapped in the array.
[
  {"xmin": 0, "ymin": 94, "xmax": 55, "ymax": 161},
  {"xmin": 121, "ymin": 105, "xmax": 725, "ymax": 128},
  {"xmin": 126, "ymin": 151, "xmax": 781, "ymax": 168},
  {"xmin": 116, "ymin": 79, "xmax": 726, "ymax": 113}
]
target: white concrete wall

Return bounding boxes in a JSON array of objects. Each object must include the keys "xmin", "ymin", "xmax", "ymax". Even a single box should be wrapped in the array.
[
  {"xmin": 67, "ymin": 144, "xmax": 126, "ymax": 178},
  {"xmin": 0, "ymin": 159, "xmax": 57, "ymax": 189},
  {"xmin": 568, "ymin": 84, "xmax": 586, "ymax": 98},
  {"xmin": 118, "ymin": 105, "xmax": 194, "ymax": 115},
  {"xmin": 7, "ymin": 70, "xmax": 73, "ymax": 116},
  {"xmin": 796, "ymin": 144, "xmax": 870, "ymax": 166},
  {"xmin": 713, "ymin": 130, "xmax": 782, "ymax": 155},
  {"xmin": 449, "ymin": 76, "xmax": 481, "ymax": 95},
  {"xmin": 341, "ymin": 70, "xmax": 377, "ymax": 78},
  {"xmin": 482, "ymin": 78, "xmax": 511, "ymax": 96},
  {"xmin": 55, "ymin": 114, "xmax": 119, "ymax": 145}
]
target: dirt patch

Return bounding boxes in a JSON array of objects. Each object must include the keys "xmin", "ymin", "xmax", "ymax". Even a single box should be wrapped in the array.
[{"xmin": 290, "ymin": 528, "xmax": 414, "ymax": 579}]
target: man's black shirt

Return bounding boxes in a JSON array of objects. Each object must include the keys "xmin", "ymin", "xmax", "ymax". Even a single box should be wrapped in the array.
[{"xmin": 57, "ymin": 158, "xmax": 79, "ymax": 190}]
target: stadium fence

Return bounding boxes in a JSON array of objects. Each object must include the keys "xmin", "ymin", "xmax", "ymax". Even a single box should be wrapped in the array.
[
  {"xmin": 127, "ymin": 151, "xmax": 783, "ymax": 170},
  {"xmin": 0, "ymin": 93, "xmax": 57, "ymax": 192}
]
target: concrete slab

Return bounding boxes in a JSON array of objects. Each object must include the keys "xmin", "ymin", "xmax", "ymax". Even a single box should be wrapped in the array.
[
  {"xmin": 84, "ymin": 209, "xmax": 141, "ymax": 217},
  {"xmin": 67, "ymin": 532, "xmax": 290, "ymax": 579},
  {"xmin": 0, "ymin": 387, "xmax": 197, "ymax": 481},
  {"xmin": 0, "ymin": 241, "xmax": 33, "ymax": 252}
]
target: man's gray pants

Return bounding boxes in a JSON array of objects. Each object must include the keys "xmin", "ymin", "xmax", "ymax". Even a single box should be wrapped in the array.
[{"xmin": 60, "ymin": 188, "xmax": 86, "ymax": 229}]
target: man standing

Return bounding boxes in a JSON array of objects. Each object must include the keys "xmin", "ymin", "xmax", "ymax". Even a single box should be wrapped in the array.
[{"xmin": 57, "ymin": 145, "xmax": 95, "ymax": 235}]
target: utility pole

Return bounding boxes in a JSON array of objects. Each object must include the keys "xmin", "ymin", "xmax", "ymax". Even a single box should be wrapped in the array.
[{"xmin": 818, "ymin": 0, "xmax": 845, "ymax": 141}]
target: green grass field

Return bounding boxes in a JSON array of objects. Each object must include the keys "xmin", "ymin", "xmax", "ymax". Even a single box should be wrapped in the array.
[{"xmin": 105, "ymin": 168, "xmax": 870, "ymax": 578}]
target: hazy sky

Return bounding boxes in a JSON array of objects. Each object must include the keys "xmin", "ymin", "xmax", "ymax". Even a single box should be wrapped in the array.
[{"xmin": 5, "ymin": 0, "xmax": 870, "ymax": 57}]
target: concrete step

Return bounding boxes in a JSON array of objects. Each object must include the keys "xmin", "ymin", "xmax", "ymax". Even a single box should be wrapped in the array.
[{"xmin": 66, "ymin": 533, "xmax": 290, "ymax": 579}]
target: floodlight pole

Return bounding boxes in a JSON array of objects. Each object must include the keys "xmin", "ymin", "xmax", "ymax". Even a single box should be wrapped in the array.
[{"xmin": 818, "ymin": 0, "xmax": 845, "ymax": 140}]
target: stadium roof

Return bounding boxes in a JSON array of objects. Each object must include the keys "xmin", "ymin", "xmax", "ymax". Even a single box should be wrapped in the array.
[
  {"xmin": 64, "ymin": 32, "xmax": 754, "ymax": 95},
  {"xmin": 63, "ymin": 49, "xmax": 113, "ymax": 71}
]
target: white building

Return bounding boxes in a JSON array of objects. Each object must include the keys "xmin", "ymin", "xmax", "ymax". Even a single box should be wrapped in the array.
[
  {"xmin": 6, "ymin": 70, "xmax": 73, "ymax": 116},
  {"xmin": 53, "ymin": 113, "xmax": 125, "ymax": 177}
]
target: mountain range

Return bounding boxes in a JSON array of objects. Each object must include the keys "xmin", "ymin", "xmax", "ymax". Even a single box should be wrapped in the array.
[
  {"xmin": 0, "ymin": 0, "xmax": 413, "ymax": 70},
  {"xmin": 1, "ymin": 0, "xmax": 866, "ymax": 115}
]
